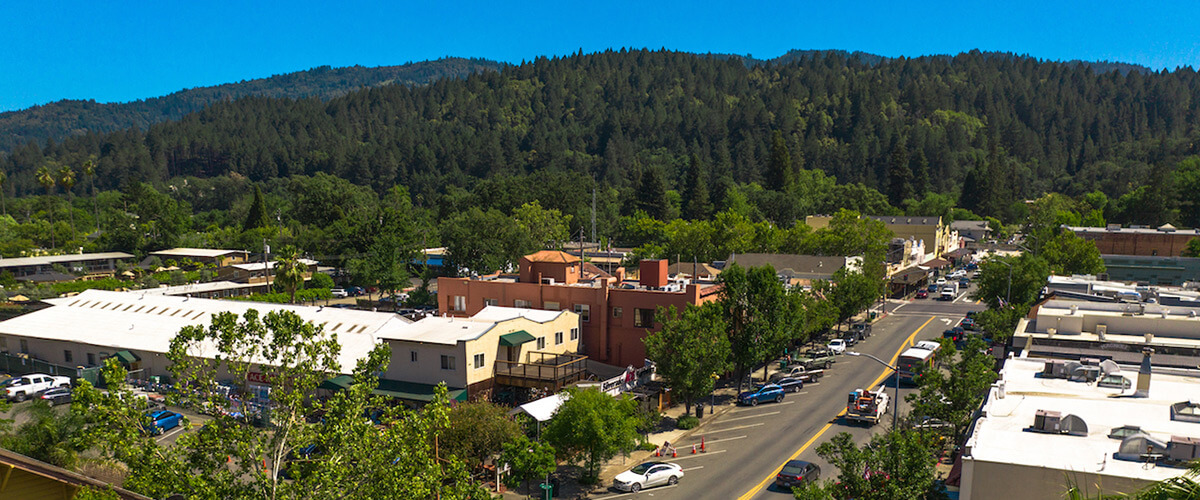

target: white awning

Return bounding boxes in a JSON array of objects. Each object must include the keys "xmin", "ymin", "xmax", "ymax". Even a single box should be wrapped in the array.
[{"xmin": 508, "ymin": 393, "xmax": 568, "ymax": 422}]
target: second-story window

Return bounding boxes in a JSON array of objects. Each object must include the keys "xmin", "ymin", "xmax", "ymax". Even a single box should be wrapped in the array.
[{"xmin": 574, "ymin": 304, "xmax": 590, "ymax": 322}]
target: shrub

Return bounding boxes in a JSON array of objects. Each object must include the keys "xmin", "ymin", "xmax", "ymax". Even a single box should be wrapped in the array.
[{"xmin": 676, "ymin": 415, "xmax": 699, "ymax": 430}]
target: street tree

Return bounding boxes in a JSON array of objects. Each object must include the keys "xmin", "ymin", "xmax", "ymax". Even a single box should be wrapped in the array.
[
  {"xmin": 443, "ymin": 401, "xmax": 523, "ymax": 473},
  {"xmin": 718, "ymin": 264, "xmax": 794, "ymax": 387},
  {"xmin": 36, "ymin": 164, "xmax": 56, "ymax": 248},
  {"xmin": 73, "ymin": 309, "xmax": 488, "ymax": 500},
  {"xmin": 512, "ymin": 200, "xmax": 571, "ymax": 254},
  {"xmin": 1041, "ymin": 230, "xmax": 1105, "ymax": 276},
  {"xmin": 1184, "ymin": 237, "xmax": 1200, "ymax": 258},
  {"xmin": 501, "ymin": 435, "xmax": 557, "ymax": 497},
  {"xmin": 906, "ymin": 336, "xmax": 998, "ymax": 444},
  {"xmin": 974, "ymin": 253, "xmax": 1050, "ymax": 308},
  {"xmin": 643, "ymin": 303, "xmax": 731, "ymax": 417},
  {"xmin": 542, "ymin": 387, "xmax": 641, "ymax": 484},
  {"xmin": 272, "ymin": 246, "xmax": 307, "ymax": 304},
  {"xmin": 823, "ymin": 265, "xmax": 885, "ymax": 330},
  {"xmin": 798, "ymin": 430, "xmax": 946, "ymax": 500}
]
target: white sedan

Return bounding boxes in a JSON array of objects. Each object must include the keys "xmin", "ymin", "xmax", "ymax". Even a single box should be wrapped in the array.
[
  {"xmin": 612, "ymin": 461, "xmax": 683, "ymax": 493},
  {"xmin": 826, "ymin": 339, "xmax": 847, "ymax": 354}
]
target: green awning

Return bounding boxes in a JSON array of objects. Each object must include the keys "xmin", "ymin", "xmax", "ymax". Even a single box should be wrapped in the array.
[
  {"xmin": 112, "ymin": 350, "xmax": 140, "ymax": 365},
  {"xmin": 499, "ymin": 330, "xmax": 536, "ymax": 347},
  {"xmin": 319, "ymin": 375, "xmax": 467, "ymax": 403}
]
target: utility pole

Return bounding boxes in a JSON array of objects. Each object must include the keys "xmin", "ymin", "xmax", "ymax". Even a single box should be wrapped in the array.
[{"xmin": 591, "ymin": 187, "xmax": 597, "ymax": 244}]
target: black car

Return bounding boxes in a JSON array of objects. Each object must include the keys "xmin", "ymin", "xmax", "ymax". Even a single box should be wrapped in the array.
[
  {"xmin": 775, "ymin": 460, "xmax": 820, "ymax": 488},
  {"xmin": 774, "ymin": 377, "xmax": 804, "ymax": 393},
  {"xmin": 40, "ymin": 387, "xmax": 72, "ymax": 406},
  {"xmin": 943, "ymin": 326, "xmax": 965, "ymax": 340}
]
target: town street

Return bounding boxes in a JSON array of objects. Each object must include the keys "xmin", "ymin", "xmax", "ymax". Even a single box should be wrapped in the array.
[{"xmin": 590, "ymin": 290, "xmax": 984, "ymax": 500}]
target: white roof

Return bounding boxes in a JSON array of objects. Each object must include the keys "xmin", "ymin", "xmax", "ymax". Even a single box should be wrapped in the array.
[
  {"xmin": 230, "ymin": 259, "xmax": 317, "ymax": 271},
  {"xmin": 0, "ymin": 252, "xmax": 134, "ymax": 268},
  {"xmin": 150, "ymin": 248, "xmax": 247, "ymax": 258},
  {"xmin": 471, "ymin": 306, "xmax": 569, "ymax": 324},
  {"xmin": 0, "ymin": 289, "xmax": 408, "ymax": 374},
  {"xmin": 508, "ymin": 393, "xmax": 568, "ymax": 422},
  {"xmin": 899, "ymin": 347, "xmax": 935, "ymax": 361},
  {"xmin": 136, "ymin": 281, "xmax": 260, "ymax": 296},
  {"xmin": 966, "ymin": 357, "xmax": 1199, "ymax": 482},
  {"xmin": 374, "ymin": 316, "xmax": 497, "ymax": 345},
  {"xmin": 913, "ymin": 340, "xmax": 942, "ymax": 351}
]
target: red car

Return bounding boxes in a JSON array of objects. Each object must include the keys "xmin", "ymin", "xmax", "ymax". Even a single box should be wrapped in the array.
[{"xmin": 915, "ymin": 289, "xmax": 929, "ymax": 299}]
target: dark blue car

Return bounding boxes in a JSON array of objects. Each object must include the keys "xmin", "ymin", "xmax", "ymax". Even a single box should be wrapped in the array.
[
  {"xmin": 144, "ymin": 410, "xmax": 183, "ymax": 435},
  {"xmin": 738, "ymin": 384, "xmax": 785, "ymax": 406}
]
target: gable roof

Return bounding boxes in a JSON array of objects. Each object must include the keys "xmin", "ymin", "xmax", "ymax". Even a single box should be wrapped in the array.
[
  {"xmin": 950, "ymin": 220, "xmax": 991, "ymax": 231},
  {"xmin": 523, "ymin": 250, "xmax": 580, "ymax": 264},
  {"xmin": 667, "ymin": 262, "xmax": 721, "ymax": 277},
  {"xmin": 726, "ymin": 254, "xmax": 847, "ymax": 278},
  {"xmin": 0, "ymin": 446, "xmax": 152, "ymax": 499}
]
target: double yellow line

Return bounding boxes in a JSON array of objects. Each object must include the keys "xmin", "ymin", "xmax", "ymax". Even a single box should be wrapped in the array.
[{"xmin": 735, "ymin": 316, "xmax": 937, "ymax": 500}]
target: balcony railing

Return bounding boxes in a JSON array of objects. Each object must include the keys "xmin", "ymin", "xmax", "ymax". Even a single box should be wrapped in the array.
[{"xmin": 494, "ymin": 351, "xmax": 588, "ymax": 391}]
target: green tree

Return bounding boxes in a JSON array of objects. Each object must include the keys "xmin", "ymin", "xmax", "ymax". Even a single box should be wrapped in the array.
[
  {"xmin": 273, "ymin": 245, "xmax": 308, "ymax": 304},
  {"xmin": 824, "ymin": 266, "xmax": 884, "ymax": 330},
  {"xmin": 1041, "ymin": 230, "xmax": 1106, "ymax": 275},
  {"xmin": 36, "ymin": 164, "xmax": 57, "ymax": 248},
  {"xmin": 637, "ymin": 167, "xmax": 669, "ymax": 220},
  {"xmin": 718, "ymin": 264, "xmax": 794, "ymax": 387},
  {"xmin": 0, "ymin": 400, "xmax": 89, "ymax": 469},
  {"xmin": 244, "ymin": 185, "xmax": 270, "ymax": 230},
  {"xmin": 643, "ymin": 303, "xmax": 731, "ymax": 417},
  {"xmin": 974, "ymin": 304, "xmax": 1031, "ymax": 342},
  {"xmin": 906, "ymin": 336, "xmax": 997, "ymax": 444},
  {"xmin": 81, "ymin": 157, "xmax": 97, "ymax": 229},
  {"xmin": 512, "ymin": 200, "xmax": 571, "ymax": 254},
  {"xmin": 682, "ymin": 154, "xmax": 713, "ymax": 220},
  {"xmin": 803, "ymin": 430, "xmax": 945, "ymax": 500},
  {"xmin": 74, "ymin": 310, "xmax": 488, "ymax": 500},
  {"xmin": 974, "ymin": 253, "xmax": 1050, "ymax": 308},
  {"xmin": 1023, "ymin": 193, "xmax": 1082, "ymax": 256},
  {"xmin": 57, "ymin": 164, "xmax": 76, "ymax": 239},
  {"xmin": 443, "ymin": 207, "xmax": 523, "ymax": 275},
  {"xmin": 443, "ymin": 401, "xmax": 523, "ymax": 473},
  {"xmin": 809, "ymin": 209, "xmax": 893, "ymax": 259},
  {"xmin": 767, "ymin": 131, "xmax": 794, "ymax": 189},
  {"xmin": 1184, "ymin": 238, "xmax": 1200, "ymax": 258},
  {"xmin": 542, "ymin": 387, "xmax": 641, "ymax": 484},
  {"xmin": 887, "ymin": 142, "xmax": 912, "ymax": 207},
  {"xmin": 0, "ymin": 168, "xmax": 6, "ymax": 217},
  {"xmin": 501, "ymin": 435, "xmax": 557, "ymax": 496}
]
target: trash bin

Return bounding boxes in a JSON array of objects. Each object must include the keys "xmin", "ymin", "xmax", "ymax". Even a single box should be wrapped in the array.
[
  {"xmin": 540, "ymin": 482, "xmax": 553, "ymax": 500},
  {"xmin": 550, "ymin": 477, "xmax": 560, "ymax": 497},
  {"xmin": 779, "ymin": 359, "xmax": 788, "ymax": 370},
  {"xmin": 869, "ymin": 311, "xmax": 877, "ymax": 321}
]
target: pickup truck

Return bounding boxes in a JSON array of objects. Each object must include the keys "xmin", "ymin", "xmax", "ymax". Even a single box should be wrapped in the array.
[
  {"xmin": 5, "ymin": 373, "xmax": 71, "ymax": 402},
  {"xmin": 794, "ymin": 349, "xmax": 837, "ymax": 370},
  {"xmin": 773, "ymin": 365, "xmax": 825, "ymax": 383},
  {"xmin": 845, "ymin": 387, "xmax": 889, "ymax": 426}
]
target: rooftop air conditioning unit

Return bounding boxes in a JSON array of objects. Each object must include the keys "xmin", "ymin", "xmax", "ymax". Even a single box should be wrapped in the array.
[
  {"xmin": 1034, "ymin": 410, "xmax": 1062, "ymax": 432},
  {"xmin": 542, "ymin": 278, "xmax": 555, "ymax": 285},
  {"xmin": 1169, "ymin": 436, "xmax": 1200, "ymax": 461},
  {"xmin": 1096, "ymin": 324, "xmax": 1107, "ymax": 340}
]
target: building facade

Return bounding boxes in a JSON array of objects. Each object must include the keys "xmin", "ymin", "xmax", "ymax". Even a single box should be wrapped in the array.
[
  {"xmin": 148, "ymin": 248, "xmax": 250, "ymax": 268},
  {"xmin": 1069, "ymin": 224, "xmax": 1199, "ymax": 257},
  {"xmin": 1100, "ymin": 254, "xmax": 1200, "ymax": 285},
  {"xmin": 806, "ymin": 215, "xmax": 956, "ymax": 259},
  {"xmin": 0, "ymin": 252, "xmax": 134, "ymax": 281},
  {"xmin": 438, "ymin": 251, "xmax": 722, "ymax": 368}
]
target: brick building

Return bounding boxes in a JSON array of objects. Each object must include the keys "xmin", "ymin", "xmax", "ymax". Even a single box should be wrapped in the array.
[
  {"xmin": 438, "ymin": 251, "xmax": 722, "ymax": 368},
  {"xmin": 1069, "ymin": 224, "xmax": 1199, "ymax": 257}
]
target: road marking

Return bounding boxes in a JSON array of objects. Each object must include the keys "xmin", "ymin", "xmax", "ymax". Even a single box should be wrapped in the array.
[
  {"xmin": 940, "ymin": 318, "xmax": 952, "ymax": 324},
  {"xmin": 720, "ymin": 411, "xmax": 780, "ymax": 422},
  {"xmin": 155, "ymin": 426, "xmax": 185, "ymax": 442},
  {"xmin": 735, "ymin": 315, "xmax": 937, "ymax": 500},
  {"xmin": 797, "ymin": 391, "xmax": 809, "ymax": 395},
  {"xmin": 683, "ymin": 466, "xmax": 705, "ymax": 471},
  {"xmin": 601, "ymin": 484, "xmax": 679, "ymax": 499},
  {"xmin": 734, "ymin": 401, "xmax": 793, "ymax": 412},
  {"xmin": 892, "ymin": 303, "xmax": 906, "ymax": 312},
  {"xmin": 706, "ymin": 422, "xmax": 764, "ymax": 433},
  {"xmin": 701, "ymin": 435, "xmax": 746, "ymax": 445},
  {"xmin": 668, "ymin": 449, "xmax": 726, "ymax": 461}
]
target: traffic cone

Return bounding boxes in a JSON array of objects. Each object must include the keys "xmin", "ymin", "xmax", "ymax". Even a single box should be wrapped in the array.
[
  {"xmin": 691, "ymin": 444, "xmax": 696, "ymax": 454},
  {"xmin": 655, "ymin": 448, "xmax": 660, "ymax": 457},
  {"xmin": 700, "ymin": 437, "xmax": 706, "ymax": 452},
  {"xmin": 672, "ymin": 448, "xmax": 677, "ymax": 458}
]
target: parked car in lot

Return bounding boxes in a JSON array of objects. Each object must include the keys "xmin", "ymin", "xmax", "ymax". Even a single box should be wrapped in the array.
[
  {"xmin": 346, "ymin": 286, "xmax": 366, "ymax": 296},
  {"xmin": 39, "ymin": 387, "xmax": 72, "ymax": 406},
  {"xmin": 612, "ymin": 461, "xmax": 683, "ymax": 493},
  {"xmin": 827, "ymin": 339, "xmax": 847, "ymax": 354},
  {"xmin": 775, "ymin": 460, "xmax": 820, "ymax": 488},
  {"xmin": 143, "ymin": 410, "xmax": 183, "ymax": 435},
  {"xmin": 773, "ymin": 377, "xmax": 805, "ymax": 393},
  {"xmin": 738, "ymin": 384, "xmax": 785, "ymax": 406},
  {"xmin": 5, "ymin": 373, "xmax": 71, "ymax": 402},
  {"xmin": 959, "ymin": 277, "xmax": 970, "ymax": 287},
  {"xmin": 330, "ymin": 288, "xmax": 349, "ymax": 298},
  {"xmin": 915, "ymin": 289, "xmax": 929, "ymax": 299}
]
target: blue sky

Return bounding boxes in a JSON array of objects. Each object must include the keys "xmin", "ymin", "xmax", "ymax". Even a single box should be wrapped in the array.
[{"xmin": 2, "ymin": 1, "xmax": 1199, "ymax": 112}]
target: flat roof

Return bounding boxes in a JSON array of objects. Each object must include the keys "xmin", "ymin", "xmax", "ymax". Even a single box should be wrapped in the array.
[
  {"xmin": 1069, "ymin": 225, "xmax": 1200, "ymax": 236},
  {"xmin": 966, "ymin": 357, "xmax": 1199, "ymax": 482},
  {"xmin": 229, "ymin": 259, "xmax": 318, "ymax": 271},
  {"xmin": 150, "ymin": 248, "xmax": 248, "ymax": 258},
  {"xmin": 0, "ymin": 252, "xmax": 134, "ymax": 268},
  {"xmin": 0, "ymin": 289, "xmax": 407, "ymax": 374},
  {"xmin": 136, "ymin": 281, "xmax": 261, "ymax": 296},
  {"xmin": 471, "ymin": 306, "xmax": 569, "ymax": 324},
  {"xmin": 376, "ymin": 306, "xmax": 574, "ymax": 345}
]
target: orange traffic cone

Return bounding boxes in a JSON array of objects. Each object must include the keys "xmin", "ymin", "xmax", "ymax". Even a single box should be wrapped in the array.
[
  {"xmin": 691, "ymin": 444, "xmax": 696, "ymax": 454},
  {"xmin": 700, "ymin": 437, "xmax": 706, "ymax": 452},
  {"xmin": 672, "ymin": 448, "xmax": 677, "ymax": 458},
  {"xmin": 655, "ymin": 448, "xmax": 660, "ymax": 457}
]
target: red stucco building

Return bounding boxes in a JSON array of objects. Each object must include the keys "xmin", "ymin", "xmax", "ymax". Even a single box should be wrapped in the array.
[{"xmin": 438, "ymin": 251, "xmax": 722, "ymax": 368}]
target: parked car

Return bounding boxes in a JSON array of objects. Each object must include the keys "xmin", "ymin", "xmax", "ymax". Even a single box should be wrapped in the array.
[
  {"xmin": 737, "ymin": 384, "xmax": 785, "ymax": 406},
  {"xmin": 5, "ymin": 373, "xmax": 71, "ymax": 402},
  {"xmin": 841, "ymin": 332, "xmax": 859, "ymax": 346},
  {"xmin": 771, "ymin": 366, "xmax": 824, "ymax": 383},
  {"xmin": 966, "ymin": 310, "xmax": 980, "ymax": 319},
  {"xmin": 143, "ymin": 410, "xmax": 184, "ymax": 435},
  {"xmin": 959, "ymin": 277, "xmax": 970, "ymax": 287},
  {"xmin": 794, "ymin": 348, "xmax": 837, "ymax": 370},
  {"xmin": 330, "ymin": 288, "xmax": 349, "ymax": 298},
  {"xmin": 961, "ymin": 318, "xmax": 977, "ymax": 331},
  {"xmin": 774, "ymin": 377, "xmax": 805, "ymax": 393},
  {"xmin": 943, "ymin": 326, "xmax": 965, "ymax": 340},
  {"xmin": 346, "ymin": 286, "xmax": 366, "ymax": 296},
  {"xmin": 927, "ymin": 284, "xmax": 938, "ymax": 293},
  {"xmin": 612, "ymin": 461, "xmax": 683, "ymax": 493},
  {"xmin": 966, "ymin": 262, "xmax": 979, "ymax": 271},
  {"xmin": 39, "ymin": 387, "xmax": 72, "ymax": 406},
  {"xmin": 827, "ymin": 339, "xmax": 847, "ymax": 354},
  {"xmin": 850, "ymin": 322, "xmax": 872, "ymax": 338},
  {"xmin": 915, "ymin": 289, "xmax": 929, "ymax": 299},
  {"xmin": 936, "ymin": 278, "xmax": 947, "ymax": 286},
  {"xmin": 775, "ymin": 460, "xmax": 820, "ymax": 488},
  {"xmin": 948, "ymin": 270, "xmax": 967, "ymax": 279}
]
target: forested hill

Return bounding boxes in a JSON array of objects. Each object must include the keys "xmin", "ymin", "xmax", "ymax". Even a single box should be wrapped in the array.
[
  {"xmin": 5, "ymin": 49, "xmax": 1199, "ymax": 228},
  {"xmin": 0, "ymin": 57, "xmax": 504, "ymax": 153}
]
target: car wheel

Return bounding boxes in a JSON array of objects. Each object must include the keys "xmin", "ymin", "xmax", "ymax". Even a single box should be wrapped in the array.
[
  {"xmin": 824, "ymin": 361, "xmax": 832, "ymax": 369},
  {"xmin": 791, "ymin": 385, "xmax": 799, "ymax": 393},
  {"xmin": 749, "ymin": 398, "xmax": 758, "ymax": 407},
  {"xmin": 630, "ymin": 483, "xmax": 641, "ymax": 493},
  {"xmin": 775, "ymin": 395, "xmax": 783, "ymax": 403},
  {"xmin": 14, "ymin": 392, "xmax": 25, "ymax": 402},
  {"xmin": 668, "ymin": 475, "xmax": 679, "ymax": 486}
]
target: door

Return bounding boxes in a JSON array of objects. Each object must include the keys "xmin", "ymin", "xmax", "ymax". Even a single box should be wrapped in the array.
[{"xmin": 646, "ymin": 466, "xmax": 667, "ymax": 487}]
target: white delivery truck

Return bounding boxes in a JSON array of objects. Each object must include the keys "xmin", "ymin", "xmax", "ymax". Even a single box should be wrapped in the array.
[{"xmin": 940, "ymin": 282, "xmax": 958, "ymax": 301}]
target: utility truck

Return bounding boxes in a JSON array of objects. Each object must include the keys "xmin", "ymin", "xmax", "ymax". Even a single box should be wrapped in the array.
[{"xmin": 845, "ymin": 387, "xmax": 889, "ymax": 425}]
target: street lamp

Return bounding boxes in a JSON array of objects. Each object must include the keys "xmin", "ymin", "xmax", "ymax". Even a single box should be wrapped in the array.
[{"xmin": 847, "ymin": 351, "xmax": 899, "ymax": 430}]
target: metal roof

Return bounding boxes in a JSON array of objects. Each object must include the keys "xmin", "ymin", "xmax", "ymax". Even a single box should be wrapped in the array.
[{"xmin": 0, "ymin": 252, "xmax": 134, "ymax": 268}]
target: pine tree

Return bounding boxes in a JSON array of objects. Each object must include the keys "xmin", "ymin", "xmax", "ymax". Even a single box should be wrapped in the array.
[
  {"xmin": 682, "ymin": 154, "xmax": 712, "ymax": 220},
  {"xmin": 910, "ymin": 148, "xmax": 930, "ymax": 197},
  {"xmin": 887, "ymin": 142, "xmax": 912, "ymax": 206},
  {"xmin": 637, "ymin": 167, "xmax": 669, "ymax": 220},
  {"xmin": 766, "ymin": 131, "xmax": 792, "ymax": 190},
  {"xmin": 244, "ymin": 186, "xmax": 270, "ymax": 230}
]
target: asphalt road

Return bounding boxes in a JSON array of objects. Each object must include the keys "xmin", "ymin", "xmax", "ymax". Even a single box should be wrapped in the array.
[{"xmin": 590, "ymin": 287, "xmax": 984, "ymax": 500}]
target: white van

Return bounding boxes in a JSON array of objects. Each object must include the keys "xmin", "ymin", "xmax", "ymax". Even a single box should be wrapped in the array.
[{"xmin": 940, "ymin": 283, "xmax": 958, "ymax": 301}]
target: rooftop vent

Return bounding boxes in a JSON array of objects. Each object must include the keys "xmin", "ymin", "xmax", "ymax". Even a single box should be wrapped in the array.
[
  {"xmin": 1029, "ymin": 410, "xmax": 1089, "ymax": 436},
  {"xmin": 1134, "ymin": 347, "xmax": 1153, "ymax": 398},
  {"xmin": 1171, "ymin": 401, "xmax": 1200, "ymax": 423}
]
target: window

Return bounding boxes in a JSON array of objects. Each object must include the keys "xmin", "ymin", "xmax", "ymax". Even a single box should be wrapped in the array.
[
  {"xmin": 634, "ymin": 308, "xmax": 655, "ymax": 328},
  {"xmin": 411, "ymin": 351, "xmax": 418, "ymax": 363},
  {"xmin": 612, "ymin": 307, "xmax": 623, "ymax": 318},
  {"xmin": 452, "ymin": 296, "xmax": 467, "ymax": 312},
  {"xmin": 544, "ymin": 301, "xmax": 560, "ymax": 310},
  {"xmin": 537, "ymin": 337, "xmax": 546, "ymax": 349},
  {"xmin": 514, "ymin": 299, "xmax": 532, "ymax": 308},
  {"xmin": 474, "ymin": 353, "xmax": 485, "ymax": 369},
  {"xmin": 441, "ymin": 355, "xmax": 456, "ymax": 370},
  {"xmin": 87, "ymin": 353, "xmax": 95, "ymax": 366},
  {"xmin": 574, "ymin": 304, "xmax": 591, "ymax": 322},
  {"xmin": 555, "ymin": 331, "xmax": 563, "ymax": 345},
  {"xmin": 19, "ymin": 339, "xmax": 27, "ymax": 354},
  {"xmin": 484, "ymin": 298, "xmax": 498, "ymax": 307},
  {"xmin": 570, "ymin": 328, "xmax": 579, "ymax": 340},
  {"xmin": 64, "ymin": 350, "xmax": 73, "ymax": 363}
]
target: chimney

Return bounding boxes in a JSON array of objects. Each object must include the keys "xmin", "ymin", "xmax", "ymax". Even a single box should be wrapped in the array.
[
  {"xmin": 1134, "ymin": 347, "xmax": 1153, "ymax": 398},
  {"xmin": 639, "ymin": 259, "xmax": 668, "ymax": 289}
]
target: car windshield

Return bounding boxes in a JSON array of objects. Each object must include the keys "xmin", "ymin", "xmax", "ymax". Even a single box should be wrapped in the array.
[
  {"xmin": 630, "ymin": 463, "xmax": 657, "ymax": 474},
  {"xmin": 780, "ymin": 464, "xmax": 806, "ymax": 475}
]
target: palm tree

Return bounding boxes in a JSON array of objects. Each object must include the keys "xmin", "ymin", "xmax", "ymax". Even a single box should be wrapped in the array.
[
  {"xmin": 274, "ymin": 246, "xmax": 308, "ymax": 304},
  {"xmin": 82, "ymin": 157, "xmax": 98, "ymax": 232},
  {"xmin": 0, "ymin": 400, "xmax": 90, "ymax": 469},
  {"xmin": 57, "ymin": 165, "xmax": 77, "ymax": 242},
  {"xmin": 0, "ymin": 168, "xmax": 7, "ymax": 217},
  {"xmin": 35, "ymin": 165, "xmax": 56, "ymax": 249}
]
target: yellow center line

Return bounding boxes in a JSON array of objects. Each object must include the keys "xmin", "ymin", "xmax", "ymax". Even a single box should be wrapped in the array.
[{"xmin": 735, "ymin": 315, "xmax": 937, "ymax": 500}]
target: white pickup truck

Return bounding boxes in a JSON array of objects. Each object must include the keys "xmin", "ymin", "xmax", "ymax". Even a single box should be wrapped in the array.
[
  {"xmin": 5, "ymin": 373, "xmax": 71, "ymax": 402},
  {"xmin": 845, "ymin": 387, "xmax": 889, "ymax": 425}
]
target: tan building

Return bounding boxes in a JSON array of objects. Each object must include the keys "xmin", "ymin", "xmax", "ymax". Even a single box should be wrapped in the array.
[
  {"xmin": 216, "ymin": 259, "xmax": 318, "ymax": 285},
  {"xmin": 376, "ymin": 306, "xmax": 583, "ymax": 399},
  {"xmin": 0, "ymin": 252, "xmax": 135, "ymax": 282},
  {"xmin": 148, "ymin": 248, "xmax": 250, "ymax": 268},
  {"xmin": 805, "ymin": 215, "xmax": 956, "ymax": 260}
]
